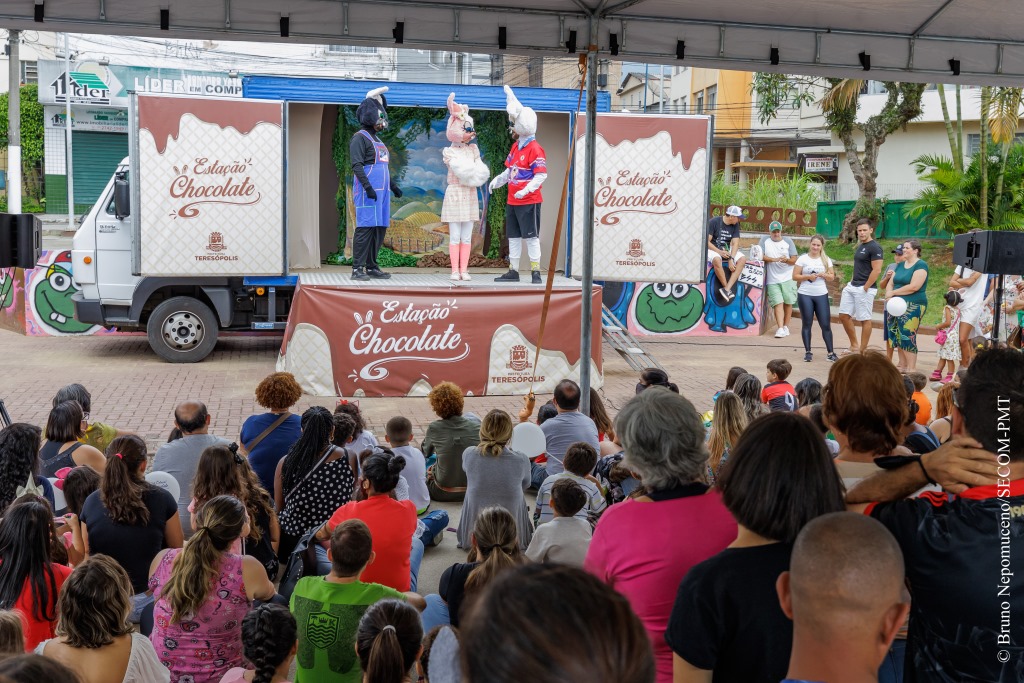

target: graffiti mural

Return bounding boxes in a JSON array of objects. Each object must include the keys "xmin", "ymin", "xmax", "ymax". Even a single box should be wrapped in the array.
[
  {"xmin": 0, "ymin": 251, "xmax": 118, "ymax": 337},
  {"xmin": 622, "ymin": 257, "xmax": 765, "ymax": 337}
]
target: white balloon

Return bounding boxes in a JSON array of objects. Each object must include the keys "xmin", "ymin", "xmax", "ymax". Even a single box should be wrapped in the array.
[
  {"xmin": 886, "ymin": 297, "xmax": 908, "ymax": 317},
  {"xmin": 48, "ymin": 478, "xmax": 66, "ymax": 512},
  {"xmin": 146, "ymin": 471, "xmax": 182, "ymax": 502},
  {"xmin": 510, "ymin": 422, "xmax": 547, "ymax": 459}
]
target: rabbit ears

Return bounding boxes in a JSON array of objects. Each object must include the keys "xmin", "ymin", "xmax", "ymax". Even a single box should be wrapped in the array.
[
  {"xmin": 365, "ymin": 86, "xmax": 389, "ymax": 107},
  {"xmin": 447, "ymin": 92, "xmax": 469, "ymax": 118},
  {"xmin": 504, "ymin": 85, "xmax": 524, "ymax": 120}
]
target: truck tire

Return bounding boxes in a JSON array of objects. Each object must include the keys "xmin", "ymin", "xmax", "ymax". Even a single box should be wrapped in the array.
[{"xmin": 147, "ymin": 296, "xmax": 219, "ymax": 363}]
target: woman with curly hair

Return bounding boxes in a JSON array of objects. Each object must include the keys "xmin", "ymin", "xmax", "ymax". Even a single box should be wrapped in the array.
[
  {"xmin": 148, "ymin": 495, "xmax": 275, "ymax": 683},
  {"xmin": 239, "ymin": 373, "xmax": 304, "ymax": 495},
  {"xmin": 0, "ymin": 424, "xmax": 55, "ymax": 514},
  {"xmin": 79, "ymin": 435, "xmax": 183, "ymax": 623},
  {"xmin": 35, "ymin": 555, "xmax": 168, "ymax": 683},
  {"xmin": 422, "ymin": 382, "xmax": 481, "ymax": 503},
  {"xmin": 191, "ymin": 446, "xmax": 280, "ymax": 581}
]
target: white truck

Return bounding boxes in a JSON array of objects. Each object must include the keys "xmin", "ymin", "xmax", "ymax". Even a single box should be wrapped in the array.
[{"xmin": 71, "ymin": 93, "xmax": 298, "ymax": 362}]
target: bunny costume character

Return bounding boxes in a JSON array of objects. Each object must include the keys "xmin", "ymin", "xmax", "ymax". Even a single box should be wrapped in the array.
[
  {"xmin": 489, "ymin": 86, "xmax": 547, "ymax": 284},
  {"xmin": 350, "ymin": 86, "xmax": 401, "ymax": 281},
  {"xmin": 441, "ymin": 92, "xmax": 490, "ymax": 281}
]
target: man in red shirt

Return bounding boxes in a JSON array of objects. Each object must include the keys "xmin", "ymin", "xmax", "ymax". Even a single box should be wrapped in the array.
[{"xmin": 489, "ymin": 86, "xmax": 547, "ymax": 284}]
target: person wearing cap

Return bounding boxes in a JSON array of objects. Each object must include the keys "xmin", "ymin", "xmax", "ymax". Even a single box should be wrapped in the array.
[
  {"xmin": 879, "ymin": 245, "xmax": 905, "ymax": 364},
  {"xmin": 759, "ymin": 221, "xmax": 799, "ymax": 338},
  {"xmin": 706, "ymin": 206, "xmax": 748, "ymax": 302}
]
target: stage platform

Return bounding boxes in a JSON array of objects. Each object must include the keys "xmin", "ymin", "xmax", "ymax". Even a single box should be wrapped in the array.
[
  {"xmin": 277, "ymin": 272, "xmax": 602, "ymax": 398},
  {"xmin": 296, "ymin": 271, "xmax": 584, "ymax": 290}
]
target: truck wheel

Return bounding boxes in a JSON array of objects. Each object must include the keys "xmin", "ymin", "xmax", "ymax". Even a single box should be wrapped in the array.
[{"xmin": 147, "ymin": 296, "xmax": 219, "ymax": 363}]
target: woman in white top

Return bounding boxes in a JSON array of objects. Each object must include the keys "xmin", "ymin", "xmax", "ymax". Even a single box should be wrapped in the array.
[
  {"xmin": 948, "ymin": 263, "xmax": 988, "ymax": 365},
  {"xmin": 35, "ymin": 554, "xmax": 169, "ymax": 683},
  {"xmin": 792, "ymin": 234, "xmax": 837, "ymax": 363}
]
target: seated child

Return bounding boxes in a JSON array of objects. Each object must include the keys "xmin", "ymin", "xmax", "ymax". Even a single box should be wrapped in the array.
[
  {"xmin": 761, "ymin": 359, "xmax": 797, "ymax": 412},
  {"xmin": 712, "ymin": 366, "xmax": 748, "ymax": 403},
  {"xmin": 533, "ymin": 442, "xmax": 606, "ymax": 527},
  {"xmin": 291, "ymin": 519, "xmax": 425, "ymax": 683},
  {"xmin": 905, "ymin": 371, "xmax": 932, "ymax": 425},
  {"xmin": 526, "ymin": 479, "xmax": 593, "ymax": 566},
  {"xmin": 219, "ymin": 604, "xmax": 296, "ymax": 683},
  {"xmin": 385, "ymin": 416, "xmax": 430, "ymax": 514}
]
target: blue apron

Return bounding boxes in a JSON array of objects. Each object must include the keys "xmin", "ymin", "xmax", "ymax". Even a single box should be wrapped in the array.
[{"xmin": 353, "ymin": 129, "xmax": 391, "ymax": 228}]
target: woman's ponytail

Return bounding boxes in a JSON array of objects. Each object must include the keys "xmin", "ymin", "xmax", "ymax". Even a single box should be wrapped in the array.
[
  {"xmin": 357, "ymin": 599, "xmax": 423, "ymax": 683},
  {"xmin": 464, "ymin": 506, "xmax": 523, "ymax": 594},
  {"xmin": 101, "ymin": 435, "xmax": 150, "ymax": 526}
]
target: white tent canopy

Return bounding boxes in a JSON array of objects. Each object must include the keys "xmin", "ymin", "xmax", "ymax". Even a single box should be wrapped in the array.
[
  {"xmin": 3, "ymin": 0, "xmax": 1024, "ymax": 85},
  {"xmin": 3, "ymin": 0, "xmax": 1014, "ymax": 405}
]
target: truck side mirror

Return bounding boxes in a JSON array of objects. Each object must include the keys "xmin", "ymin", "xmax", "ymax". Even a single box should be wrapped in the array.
[{"xmin": 114, "ymin": 173, "xmax": 131, "ymax": 219}]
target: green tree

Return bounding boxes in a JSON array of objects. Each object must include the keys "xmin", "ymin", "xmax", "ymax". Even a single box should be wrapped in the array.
[
  {"xmin": 752, "ymin": 75, "xmax": 925, "ymax": 242},
  {"xmin": 904, "ymin": 145, "xmax": 1024, "ymax": 234},
  {"xmin": 0, "ymin": 84, "xmax": 47, "ymax": 205}
]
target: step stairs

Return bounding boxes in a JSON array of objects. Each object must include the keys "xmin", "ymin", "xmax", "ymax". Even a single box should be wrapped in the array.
[{"xmin": 601, "ymin": 304, "xmax": 662, "ymax": 372}]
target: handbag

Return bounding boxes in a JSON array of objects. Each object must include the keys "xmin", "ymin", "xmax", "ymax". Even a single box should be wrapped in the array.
[
  {"xmin": 277, "ymin": 525, "xmax": 321, "ymax": 600},
  {"xmin": 935, "ymin": 328, "xmax": 948, "ymax": 346},
  {"xmin": 1008, "ymin": 325, "xmax": 1022, "ymax": 350}
]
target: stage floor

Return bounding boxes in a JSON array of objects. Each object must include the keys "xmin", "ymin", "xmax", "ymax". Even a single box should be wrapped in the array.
[{"xmin": 297, "ymin": 271, "xmax": 584, "ymax": 290}]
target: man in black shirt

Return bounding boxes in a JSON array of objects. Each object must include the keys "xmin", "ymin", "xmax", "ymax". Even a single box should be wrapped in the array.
[
  {"xmin": 848, "ymin": 348, "xmax": 1024, "ymax": 682},
  {"xmin": 838, "ymin": 218, "xmax": 884, "ymax": 353},
  {"xmin": 707, "ymin": 205, "xmax": 748, "ymax": 302}
]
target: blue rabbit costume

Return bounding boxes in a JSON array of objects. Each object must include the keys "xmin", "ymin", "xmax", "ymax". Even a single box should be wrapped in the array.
[{"xmin": 350, "ymin": 86, "xmax": 402, "ymax": 279}]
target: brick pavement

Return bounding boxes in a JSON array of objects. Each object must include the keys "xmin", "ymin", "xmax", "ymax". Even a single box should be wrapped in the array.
[
  {"xmin": 0, "ymin": 324, "xmax": 942, "ymax": 449},
  {"xmin": 0, "ymin": 324, "xmax": 942, "ymax": 594}
]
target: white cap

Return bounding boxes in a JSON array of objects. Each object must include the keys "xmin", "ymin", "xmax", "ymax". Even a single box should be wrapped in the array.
[{"xmin": 725, "ymin": 205, "xmax": 747, "ymax": 219}]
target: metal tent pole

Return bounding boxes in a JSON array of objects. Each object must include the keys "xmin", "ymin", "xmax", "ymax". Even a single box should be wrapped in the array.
[
  {"xmin": 7, "ymin": 30, "xmax": 21, "ymax": 214},
  {"xmin": 65, "ymin": 32, "xmax": 75, "ymax": 230},
  {"xmin": 579, "ymin": 16, "xmax": 599, "ymax": 417}
]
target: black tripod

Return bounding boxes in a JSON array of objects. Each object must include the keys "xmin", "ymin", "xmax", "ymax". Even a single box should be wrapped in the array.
[{"xmin": 0, "ymin": 398, "xmax": 11, "ymax": 429}]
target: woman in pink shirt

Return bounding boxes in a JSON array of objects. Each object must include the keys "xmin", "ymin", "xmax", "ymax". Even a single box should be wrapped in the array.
[{"xmin": 585, "ymin": 387, "xmax": 737, "ymax": 683}]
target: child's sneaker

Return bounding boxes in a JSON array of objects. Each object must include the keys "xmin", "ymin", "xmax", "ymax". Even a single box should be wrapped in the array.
[
  {"xmin": 929, "ymin": 370, "xmax": 943, "ymax": 381},
  {"xmin": 941, "ymin": 373, "xmax": 954, "ymax": 384}
]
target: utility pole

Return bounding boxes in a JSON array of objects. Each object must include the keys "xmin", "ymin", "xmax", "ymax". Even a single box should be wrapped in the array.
[
  {"xmin": 64, "ymin": 32, "xmax": 75, "ymax": 230},
  {"xmin": 7, "ymin": 30, "xmax": 21, "ymax": 213}
]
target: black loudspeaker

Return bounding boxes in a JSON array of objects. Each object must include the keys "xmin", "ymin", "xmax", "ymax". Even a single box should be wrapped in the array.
[
  {"xmin": 952, "ymin": 230, "xmax": 1024, "ymax": 275},
  {"xmin": 0, "ymin": 213, "xmax": 42, "ymax": 269}
]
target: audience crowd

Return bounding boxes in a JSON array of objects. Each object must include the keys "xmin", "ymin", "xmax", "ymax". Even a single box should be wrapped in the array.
[{"xmin": 0, "ymin": 338, "xmax": 1020, "ymax": 683}]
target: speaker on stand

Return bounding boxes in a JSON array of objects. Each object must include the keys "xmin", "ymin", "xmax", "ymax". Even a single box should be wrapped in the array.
[
  {"xmin": 953, "ymin": 231, "xmax": 1024, "ymax": 347},
  {"xmin": 0, "ymin": 213, "xmax": 42, "ymax": 269}
]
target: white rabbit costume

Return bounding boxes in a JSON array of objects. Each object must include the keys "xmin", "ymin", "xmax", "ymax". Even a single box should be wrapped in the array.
[
  {"xmin": 489, "ymin": 85, "xmax": 547, "ymax": 284},
  {"xmin": 441, "ymin": 93, "xmax": 489, "ymax": 280}
]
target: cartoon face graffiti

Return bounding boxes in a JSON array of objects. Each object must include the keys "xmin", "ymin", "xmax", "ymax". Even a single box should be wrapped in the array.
[
  {"xmin": 0, "ymin": 269, "xmax": 13, "ymax": 310},
  {"xmin": 702, "ymin": 264, "xmax": 757, "ymax": 333},
  {"xmin": 635, "ymin": 282, "xmax": 705, "ymax": 333},
  {"xmin": 31, "ymin": 251, "xmax": 95, "ymax": 334}
]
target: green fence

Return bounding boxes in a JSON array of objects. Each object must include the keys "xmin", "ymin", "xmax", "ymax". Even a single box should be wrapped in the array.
[{"xmin": 816, "ymin": 200, "xmax": 950, "ymax": 239}]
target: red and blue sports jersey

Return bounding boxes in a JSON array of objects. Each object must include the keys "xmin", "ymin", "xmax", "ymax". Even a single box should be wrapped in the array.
[
  {"xmin": 505, "ymin": 139, "xmax": 546, "ymax": 205},
  {"xmin": 761, "ymin": 381, "xmax": 797, "ymax": 412}
]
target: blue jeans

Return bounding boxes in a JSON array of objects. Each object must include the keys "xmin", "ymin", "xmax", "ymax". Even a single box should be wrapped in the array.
[
  {"xmin": 530, "ymin": 462, "xmax": 548, "ymax": 490},
  {"xmin": 421, "ymin": 593, "xmax": 451, "ymax": 631},
  {"xmin": 878, "ymin": 639, "xmax": 906, "ymax": 683},
  {"xmin": 417, "ymin": 510, "xmax": 449, "ymax": 547}
]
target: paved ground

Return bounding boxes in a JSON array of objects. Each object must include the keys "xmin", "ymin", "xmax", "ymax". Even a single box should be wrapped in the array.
[{"xmin": 0, "ymin": 322, "xmax": 943, "ymax": 594}]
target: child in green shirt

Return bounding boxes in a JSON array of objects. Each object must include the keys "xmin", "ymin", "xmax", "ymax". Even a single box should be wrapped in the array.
[{"xmin": 289, "ymin": 519, "xmax": 425, "ymax": 683}]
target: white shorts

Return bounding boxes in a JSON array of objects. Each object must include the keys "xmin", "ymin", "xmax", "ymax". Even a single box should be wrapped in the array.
[
  {"xmin": 839, "ymin": 284, "xmax": 877, "ymax": 321},
  {"xmin": 958, "ymin": 304, "xmax": 982, "ymax": 326},
  {"xmin": 709, "ymin": 251, "xmax": 746, "ymax": 264}
]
